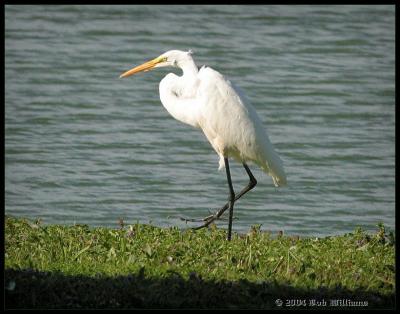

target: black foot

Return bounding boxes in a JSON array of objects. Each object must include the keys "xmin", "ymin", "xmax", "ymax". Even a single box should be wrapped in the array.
[
  {"xmin": 176, "ymin": 212, "xmax": 214, "ymax": 223},
  {"xmin": 192, "ymin": 213, "xmax": 219, "ymax": 230},
  {"xmin": 175, "ymin": 209, "xmax": 228, "ymax": 229}
]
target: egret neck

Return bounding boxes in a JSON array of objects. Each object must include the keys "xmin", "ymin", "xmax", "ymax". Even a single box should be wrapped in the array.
[{"xmin": 159, "ymin": 57, "xmax": 201, "ymax": 128}]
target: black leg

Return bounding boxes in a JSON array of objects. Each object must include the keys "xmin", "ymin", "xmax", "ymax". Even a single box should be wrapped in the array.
[
  {"xmin": 193, "ymin": 162, "xmax": 257, "ymax": 235},
  {"xmin": 225, "ymin": 158, "xmax": 235, "ymax": 241}
]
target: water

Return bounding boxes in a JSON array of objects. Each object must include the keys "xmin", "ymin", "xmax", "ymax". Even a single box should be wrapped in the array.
[{"xmin": 5, "ymin": 5, "xmax": 395, "ymax": 237}]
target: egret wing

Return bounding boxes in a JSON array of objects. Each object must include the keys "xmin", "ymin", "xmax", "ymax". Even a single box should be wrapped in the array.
[{"xmin": 196, "ymin": 66, "xmax": 286, "ymax": 186}]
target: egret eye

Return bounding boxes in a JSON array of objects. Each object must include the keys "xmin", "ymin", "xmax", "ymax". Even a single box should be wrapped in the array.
[{"xmin": 173, "ymin": 60, "xmax": 178, "ymax": 66}]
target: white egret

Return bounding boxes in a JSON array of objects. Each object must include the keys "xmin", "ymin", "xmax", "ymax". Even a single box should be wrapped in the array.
[{"xmin": 120, "ymin": 50, "xmax": 286, "ymax": 240}]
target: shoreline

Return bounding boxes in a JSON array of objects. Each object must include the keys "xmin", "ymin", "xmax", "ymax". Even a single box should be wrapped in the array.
[{"xmin": 5, "ymin": 215, "xmax": 395, "ymax": 309}]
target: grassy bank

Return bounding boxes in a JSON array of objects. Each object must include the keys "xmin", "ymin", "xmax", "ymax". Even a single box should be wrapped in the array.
[{"xmin": 5, "ymin": 216, "xmax": 395, "ymax": 309}]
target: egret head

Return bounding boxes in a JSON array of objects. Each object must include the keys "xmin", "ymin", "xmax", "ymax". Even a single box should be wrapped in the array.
[{"xmin": 119, "ymin": 50, "xmax": 194, "ymax": 78}]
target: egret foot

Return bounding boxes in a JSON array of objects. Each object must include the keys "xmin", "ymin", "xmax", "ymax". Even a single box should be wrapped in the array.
[
  {"xmin": 177, "ymin": 213, "xmax": 214, "ymax": 223},
  {"xmin": 192, "ymin": 214, "xmax": 219, "ymax": 230}
]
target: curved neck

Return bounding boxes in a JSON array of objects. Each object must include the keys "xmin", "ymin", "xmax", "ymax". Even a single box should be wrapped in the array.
[
  {"xmin": 158, "ymin": 55, "xmax": 200, "ymax": 128},
  {"xmin": 178, "ymin": 57, "xmax": 198, "ymax": 78},
  {"xmin": 159, "ymin": 71, "xmax": 200, "ymax": 128}
]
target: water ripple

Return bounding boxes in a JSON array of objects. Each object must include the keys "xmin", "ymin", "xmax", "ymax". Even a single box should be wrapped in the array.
[{"xmin": 5, "ymin": 5, "xmax": 394, "ymax": 236}]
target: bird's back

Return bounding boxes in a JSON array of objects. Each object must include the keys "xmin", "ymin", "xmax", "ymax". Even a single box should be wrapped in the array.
[{"xmin": 196, "ymin": 66, "xmax": 287, "ymax": 187}]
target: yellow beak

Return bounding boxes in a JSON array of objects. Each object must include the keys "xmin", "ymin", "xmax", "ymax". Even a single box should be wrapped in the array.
[{"xmin": 119, "ymin": 56, "xmax": 164, "ymax": 78}]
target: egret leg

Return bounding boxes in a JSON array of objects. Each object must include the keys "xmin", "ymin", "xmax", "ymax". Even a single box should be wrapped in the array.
[
  {"xmin": 225, "ymin": 158, "xmax": 235, "ymax": 241},
  {"xmin": 193, "ymin": 163, "xmax": 257, "ymax": 232}
]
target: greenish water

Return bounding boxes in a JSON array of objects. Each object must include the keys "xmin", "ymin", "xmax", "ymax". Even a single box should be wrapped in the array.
[{"xmin": 5, "ymin": 5, "xmax": 395, "ymax": 236}]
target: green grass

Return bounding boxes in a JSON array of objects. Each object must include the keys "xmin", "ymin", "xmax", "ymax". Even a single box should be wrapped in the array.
[{"xmin": 5, "ymin": 215, "xmax": 395, "ymax": 309}]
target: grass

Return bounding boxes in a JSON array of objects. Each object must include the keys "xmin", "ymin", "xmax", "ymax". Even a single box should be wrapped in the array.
[{"xmin": 5, "ymin": 215, "xmax": 395, "ymax": 309}]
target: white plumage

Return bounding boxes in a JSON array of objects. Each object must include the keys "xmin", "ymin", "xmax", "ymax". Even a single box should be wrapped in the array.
[{"xmin": 156, "ymin": 51, "xmax": 286, "ymax": 187}]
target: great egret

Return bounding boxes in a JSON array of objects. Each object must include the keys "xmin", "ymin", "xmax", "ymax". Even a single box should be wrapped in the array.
[{"xmin": 120, "ymin": 50, "xmax": 286, "ymax": 240}]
